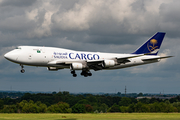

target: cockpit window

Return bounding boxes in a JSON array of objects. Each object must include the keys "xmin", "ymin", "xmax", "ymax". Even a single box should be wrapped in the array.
[{"xmin": 16, "ymin": 47, "xmax": 21, "ymax": 49}]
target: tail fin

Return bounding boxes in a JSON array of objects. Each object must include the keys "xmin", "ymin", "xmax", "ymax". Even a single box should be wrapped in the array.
[{"xmin": 132, "ymin": 32, "xmax": 166, "ymax": 55}]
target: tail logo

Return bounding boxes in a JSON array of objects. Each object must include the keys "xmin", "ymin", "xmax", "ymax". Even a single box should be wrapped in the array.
[{"xmin": 147, "ymin": 39, "xmax": 158, "ymax": 52}]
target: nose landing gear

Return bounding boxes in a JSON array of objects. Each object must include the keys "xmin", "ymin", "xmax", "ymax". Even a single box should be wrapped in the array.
[{"xmin": 20, "ymin": 64, "xmax": 25, "ymax": 73}]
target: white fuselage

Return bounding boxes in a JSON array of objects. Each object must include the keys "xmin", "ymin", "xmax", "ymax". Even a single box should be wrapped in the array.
[{"xmin": 4, "ymin": 46, "xmax": 160, "ymax": 70}]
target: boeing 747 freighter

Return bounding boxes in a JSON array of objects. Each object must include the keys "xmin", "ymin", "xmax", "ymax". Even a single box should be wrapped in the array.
[{"xmin": 4, "ymin": 32, "xmax": 172, "ymax": 77}]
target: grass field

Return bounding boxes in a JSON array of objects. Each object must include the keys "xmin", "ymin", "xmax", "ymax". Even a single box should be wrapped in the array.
[{"xmin": 0, "ymin": 113, "xmax": 180, "ymax": 120}]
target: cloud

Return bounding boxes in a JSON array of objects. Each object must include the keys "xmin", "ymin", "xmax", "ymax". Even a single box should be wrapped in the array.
[
  {"xmin": 159, "ymin": 1, "xmax": 180, "ymax": 37},
  {"xmin": 0, "ymin": 0, "xmax": 179, "ymax": 93},
  {"xmin": 0, "ymin": 0, "xmax": 36, "ymax": 7}
]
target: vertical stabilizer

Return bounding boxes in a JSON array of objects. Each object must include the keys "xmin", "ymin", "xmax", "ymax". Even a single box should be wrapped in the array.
[{"xmin": 132, "ymin": 32, "xmax": 166, "ymax": 55}]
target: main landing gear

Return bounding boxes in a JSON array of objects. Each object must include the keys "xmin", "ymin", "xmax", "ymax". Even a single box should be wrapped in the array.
[
  {"xmin": 70, "ymin": 70, "xmax": 92, "ymax": 77},
  {"xmin": 71, "ymin": 70, "xmax": 77, "ymax": 77},
  {"xmin": 81, "ymin": 71, "xmax": 92, "ymax": 77},
  {"xmin": 20, "ymin": 64, "xmax": 25, "ymax": 73}
]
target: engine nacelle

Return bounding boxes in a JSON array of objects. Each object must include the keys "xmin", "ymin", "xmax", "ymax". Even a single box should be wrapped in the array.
[
  {"xmin": 71, "ymin": 63, "xmax": 83, "ymax": 70},
  {"xmin": 103, "ymin": 60, "xmax": 115, "ymax": 68}
]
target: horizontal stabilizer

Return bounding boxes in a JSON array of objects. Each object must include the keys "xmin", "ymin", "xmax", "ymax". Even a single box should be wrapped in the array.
[{"xmin": 142, "ymin": 56, "xmax": 173, "ymax": 61}]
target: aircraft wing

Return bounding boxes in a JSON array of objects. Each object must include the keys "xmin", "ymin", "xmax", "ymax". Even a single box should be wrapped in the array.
[
  {"xmin": 86, "ymin": 60, "xmax": 104, "ymax": 71},
  {"xmin": 86, "ymin": 54, "xmax": 148, "ymax": 70},
  {"xmin": 116, "ymin": 54, "xmax": 147, "ymax": 63},
  {"xmin": 48, "ymin": 54, "xmax": 148, "ymax": 70},
  {"xmin": 142, "ymin": 56, "xmax": 173, "ymax": 61}
]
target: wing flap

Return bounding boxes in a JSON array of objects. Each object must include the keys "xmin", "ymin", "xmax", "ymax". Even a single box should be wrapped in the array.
[{"xmin": 86, "ymin": 60, "xmax": 103, "ymax": 71}]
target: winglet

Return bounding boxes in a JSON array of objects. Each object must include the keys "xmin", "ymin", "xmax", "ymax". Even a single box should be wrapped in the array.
[{"xmin": 132, "ymin": 32, "xmax": 166, "ymax": 55}]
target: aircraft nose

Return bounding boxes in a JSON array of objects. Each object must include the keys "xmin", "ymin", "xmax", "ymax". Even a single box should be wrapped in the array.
[
  {"xmin": 4, "ymin": 51, "xmax": 18, "ymax": 62},
  {"xmin": 4, "ymin": 52, "xmax": 10, "ymax": 59}
]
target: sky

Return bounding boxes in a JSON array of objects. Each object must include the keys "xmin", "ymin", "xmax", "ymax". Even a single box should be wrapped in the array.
[{"xmin": 0, "ymin": 0, "xmax": 179, "ymax": 94}]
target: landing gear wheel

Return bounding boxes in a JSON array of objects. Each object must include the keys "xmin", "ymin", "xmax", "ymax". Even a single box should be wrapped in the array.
[
  {"xmin": 73, "ymin": 74, "xmax": 77, "ymax": 77},
  {"xmin": 20, "ymin": 64, "xmax": 25, "ymax": 73},
  {"xmin": 71, "ymin": 71, "xmax": 75, "ymax": 74},
  {"xmin": 84, "ymin": 74, "xmax": 88, "ymax": 77},
  {"xmin": 70, "ymin": 70, "xmax": 77, "ymax": 77},
  {"xmin": 81, "ymin": 71, "xmax": 86, "ymax": 76},
  {"xmin": 88, "ymin": 73, "xmax": 92, "ymax": 76},
  {"xmin": 21, "ymin": 69, "xmax": 25, "ymax": 73},
  {"xmin": 81, "ymin": 70, "xmax": 92, "ymax": 77}
]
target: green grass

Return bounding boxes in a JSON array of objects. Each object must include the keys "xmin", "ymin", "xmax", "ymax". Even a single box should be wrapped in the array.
[{"xmin": 0, "ymin": 113, "xmax": 180, "ymax": 120}]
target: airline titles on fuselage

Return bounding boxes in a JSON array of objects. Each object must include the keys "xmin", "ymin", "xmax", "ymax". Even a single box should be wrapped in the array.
[{"xmin": 53, "ymin": 52, "xmax": 100, "ymax": 60}]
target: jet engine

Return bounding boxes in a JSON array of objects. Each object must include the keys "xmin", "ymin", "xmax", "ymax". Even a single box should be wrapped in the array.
[
  {"xmin": 71, "ymin": 63, "xmax": 84, "ymax": 70},
  {"xmin": 103, "ymin": 60, "xmax": 115, "ymax": 68}
]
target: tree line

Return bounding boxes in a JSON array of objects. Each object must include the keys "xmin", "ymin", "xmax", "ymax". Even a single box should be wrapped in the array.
[{"xmin": 1, "ymin": 91, "xmax": 180, "ymax": 113}]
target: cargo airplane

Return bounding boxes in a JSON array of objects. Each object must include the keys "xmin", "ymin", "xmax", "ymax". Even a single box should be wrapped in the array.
[{"xmin": 4, "ymin": 32, "xmax": 172, "ymax": 77}]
